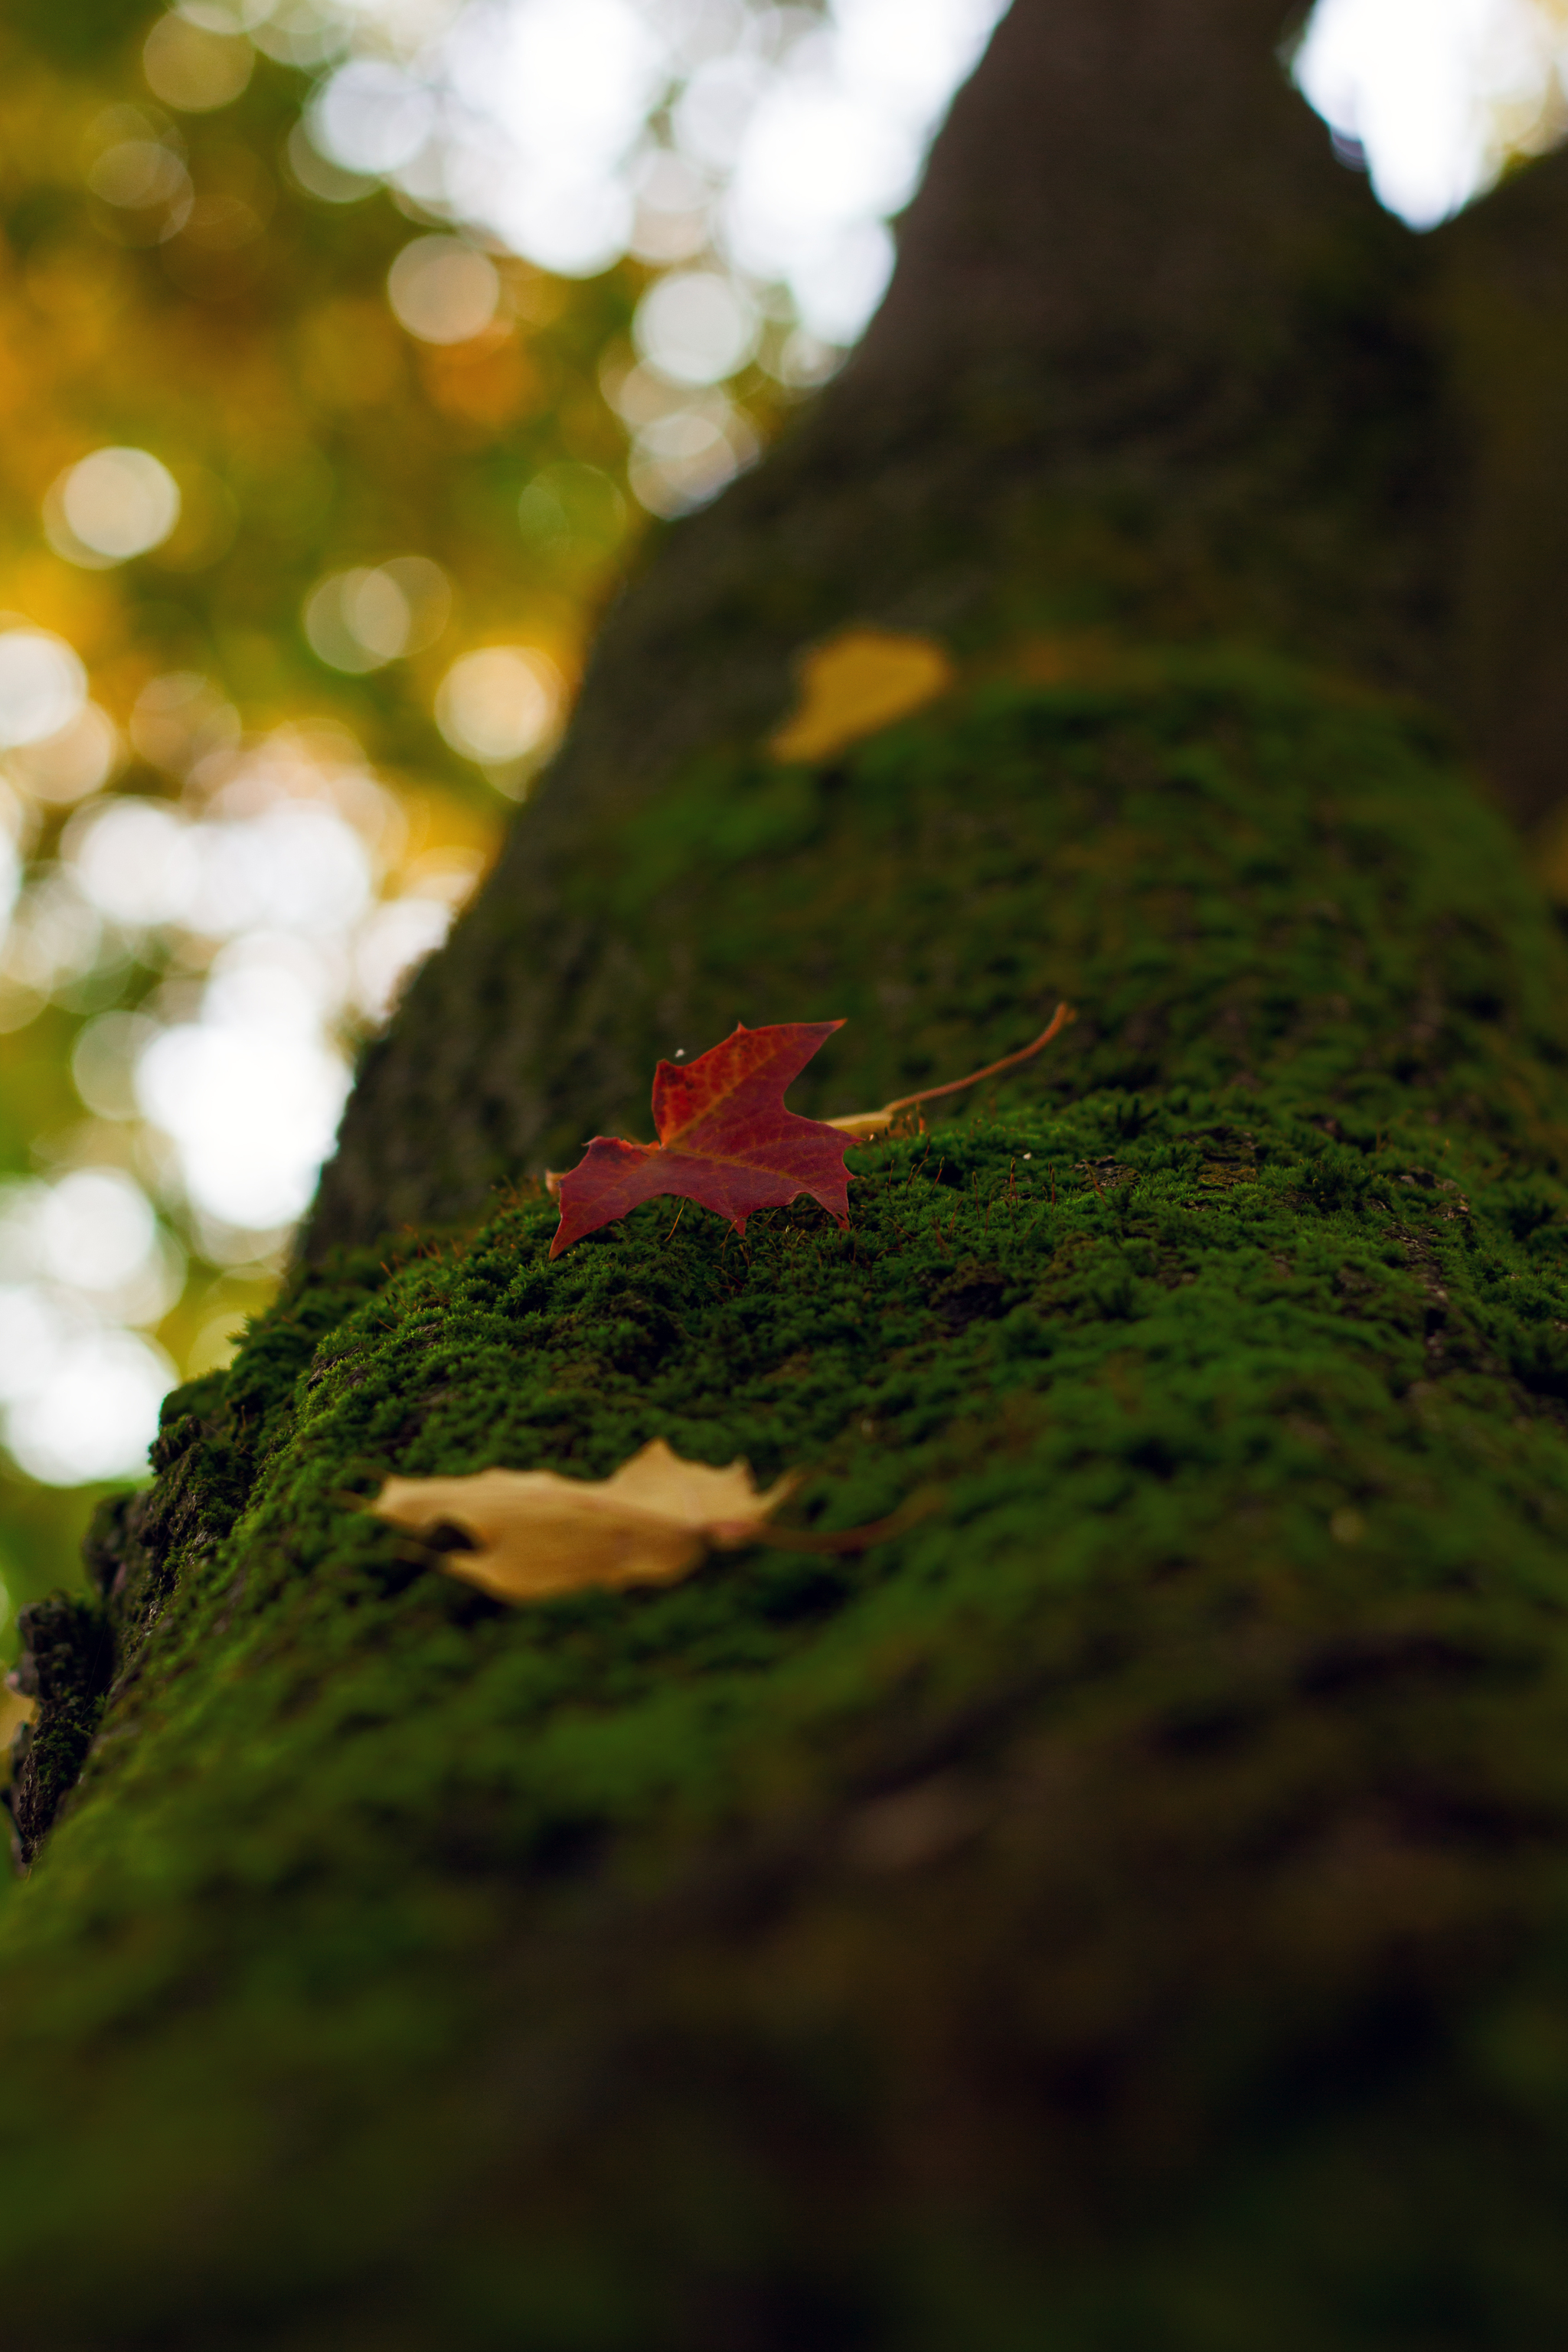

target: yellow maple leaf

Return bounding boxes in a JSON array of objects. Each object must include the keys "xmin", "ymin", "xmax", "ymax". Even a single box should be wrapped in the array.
[
  {"xmin": 767, "ymin": 626, "xmax": 956, "ymax": 764},
  {"xmin": 370, "ymin": 1438, "xmax": 799, "ymax": 1605}
]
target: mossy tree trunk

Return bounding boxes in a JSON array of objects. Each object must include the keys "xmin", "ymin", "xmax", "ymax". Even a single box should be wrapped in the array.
[{"xmin": 11, "ymin": 3, "xmax": 1568, "ymax": 2344}]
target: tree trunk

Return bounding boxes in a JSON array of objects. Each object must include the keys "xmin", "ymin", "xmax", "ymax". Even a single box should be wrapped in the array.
[{"xmin": 9, "ymin": 3, "xmax": 1568, "ymax": 2344}]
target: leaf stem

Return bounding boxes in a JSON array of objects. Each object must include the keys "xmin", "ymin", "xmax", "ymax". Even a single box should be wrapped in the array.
[
  {"xmin": 827, "ymin": 1001, "xmax": 1077, "ymax": 1140},
  {"xmin": 756, "ymin": 1493, "xmax": 939, "ymax": 1554}
]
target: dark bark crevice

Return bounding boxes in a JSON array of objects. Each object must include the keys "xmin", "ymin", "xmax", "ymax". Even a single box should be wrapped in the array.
[{"xmin": 3, "ymin": 1593, "xmax": 114, "ymax": 1871}]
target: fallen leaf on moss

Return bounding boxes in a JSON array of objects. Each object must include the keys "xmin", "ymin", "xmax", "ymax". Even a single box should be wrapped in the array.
[
  {"xmin": 768, "ymin": 626, "xmax": 956, "ymax": 763},
  {"xmin": 550, "ymin": 1020, "xmax": 851, "ymax": 1258},
  {"xmin": 371, "ymin": 1438, "xmax": 800, "ymax": 1603},
  {"xmin": 546, "ymin": 1004, "xmax": 1079, "ymax": 1252},
  {"xmin": 825, "ymin": 1000, "xmax": 1077, "ymax": 1141}
]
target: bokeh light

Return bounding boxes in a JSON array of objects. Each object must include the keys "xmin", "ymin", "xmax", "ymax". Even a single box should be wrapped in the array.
[
  {"xmin": 0, "ymin": 649, "xmax": 485, "ymax": 1485},
  {"xmin": 634, "ymin": 268, "xmax": 759, "ymax": 385},
  {"xmin": 296, "ymin": 0, "xmax": 1013, "ymax": 401},
  {"xmin": 1295, "ymin": 0, "xmax": 1568, "ymax": 222},
  {"xmin": 304, "ymin": 559, "xmax": 452, "ymax": 671},
  {"xmin": 309, "ymin": 56, "xmax": 436, "ymax": 174},
  {"xmin": 87, "ymin": 135, "xmax": 194, "ymax": 237},
  {"xmin": 129, "ymin": 675, "xmax": 241, "ymax": 773},
  {"xmin": 626, "ymin": 393, "xmax": 759, "ymax": 516},
  {"xmin": 136, "ymin": 1011, "xmax": 352, "ymax": 1234},
  {"xmin": 7, "ymin": 709, "xmax": 122, "ymax": 809},
  {"xmin": 142, "ymin": 12, "xmax": 256, "ymax": 113},
  {"xmin": 435, "ymin": 645, "xmax": 563, "ymax": 769},
  {"xmin": 72, "ymin": 1012, "xmax": 161, "ymax": 1124},
  {"xmin": 0, "ymin": 634, "xmax": 88, "ymax": 753},
  {"xmin": 46, "ymin": 449, "xmax": 181, "ymax": 567},
  {"xmin": 386, "ymin": 237, "xmax": 501, "ymax": 344},
  {"xmin": 5, "ymin": 1328, "xmax": 178, "ymax": 1488},
  {"xmin": 0, "ymin": 1168, "xmax": 184, "ymax": 1484}
]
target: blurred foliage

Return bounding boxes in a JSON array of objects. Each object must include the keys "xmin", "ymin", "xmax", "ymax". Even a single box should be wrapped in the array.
[{"xmin": 0, "ymin": 13, "xmax": 642, "ymax": 770}]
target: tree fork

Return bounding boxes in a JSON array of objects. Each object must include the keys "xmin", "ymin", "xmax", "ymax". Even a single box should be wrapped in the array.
[{"xmin": 9, "ymin": 3, "xmax": 1568, "ymax": 2344}]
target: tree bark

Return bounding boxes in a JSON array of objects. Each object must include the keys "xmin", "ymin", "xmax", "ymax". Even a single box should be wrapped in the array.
[
  {"xmin": 310, "ymin": 0, "xmax": 1568, "ymax": 1251},
  {"xmin": 9, "ymin": 4, "xmax": 1568, "ymax": 2344}
]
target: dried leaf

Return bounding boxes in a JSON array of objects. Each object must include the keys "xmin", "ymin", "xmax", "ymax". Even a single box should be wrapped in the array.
[
  {"xmin": 550, "ymin": 1020, "xmax": 851, "ymax": 1258},
  {"xmin": 767, "ymin": 627, "xmax": 956, "ymax": 763},
  {"xmin": 371, "ymin": 1438, "xmax": 799, "ymax": 1604}
]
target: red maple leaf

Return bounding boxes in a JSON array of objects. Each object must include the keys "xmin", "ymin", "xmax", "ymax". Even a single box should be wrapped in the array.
[{"xmin": 550, "ymin": 1021, "xmax": 851, "ymax": 1259}]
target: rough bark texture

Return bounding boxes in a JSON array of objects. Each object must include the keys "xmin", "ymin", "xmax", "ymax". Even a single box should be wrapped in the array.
[
  {"xmin": 10, "ymin": 3, "xmax": 1568, "ymax": 2345},
  {"xmin": 309, "ymin": 0, "xmax": 1568, "ymax": 1254}
]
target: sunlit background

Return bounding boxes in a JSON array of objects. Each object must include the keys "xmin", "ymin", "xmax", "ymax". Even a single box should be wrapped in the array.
[{"xmin": 0, "ymin": 0, "xmax": 1563, "ymax": 1646}]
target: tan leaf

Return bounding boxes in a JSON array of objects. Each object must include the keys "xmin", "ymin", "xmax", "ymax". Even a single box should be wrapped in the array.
[
  {"xmin": 767, "ymin": 627, "xmax": 955, "ymax": 763},
  {"xmin": 371, "ymin": 1438, "xmax": 799, "ymax": 1605}
]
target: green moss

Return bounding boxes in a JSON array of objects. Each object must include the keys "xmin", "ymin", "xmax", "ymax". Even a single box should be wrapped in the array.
[
  {"xmin": 8, "ymin": 671, "xmax": 1568, "ymax": 2345},
  {"xmin": 341, "ymin": 653, "xmax": 1568, "ymax": 1233}
]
